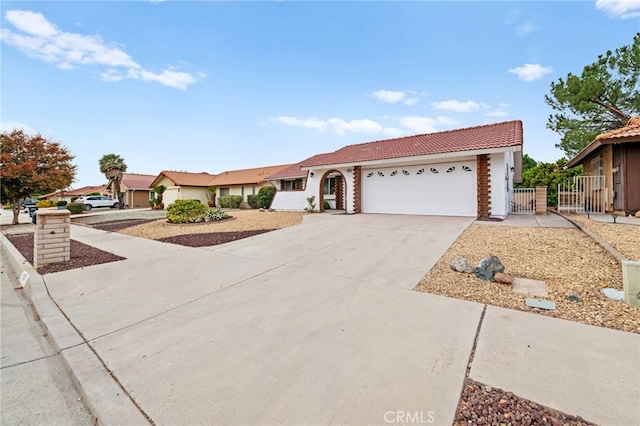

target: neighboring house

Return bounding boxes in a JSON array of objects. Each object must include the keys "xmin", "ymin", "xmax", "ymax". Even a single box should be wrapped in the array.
[
  {"xmin": 41, "ymin": 186, "xmax": 108, "ymax": 203},
  {"xmin": 566, "ymin": 116, "xmax": 640, "ymax": 214},
  {"xmin": 117, "ymin": 173, "xmax": 157, "ymax": 208},
  {"xmin": 267, "ymin": 120, "xmax": 524, "ymax": 219},
  {"xmin": 210, "ymin": 164, "xmax": 293, "ymax": 204},
  {"xmin": 149, "ymin": 171, "xmax": 217, "ymax": 206}
]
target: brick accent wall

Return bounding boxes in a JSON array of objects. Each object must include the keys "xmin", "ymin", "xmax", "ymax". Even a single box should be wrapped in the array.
[
  {"xmin": 353, "ymin": 166, "xmax": 361, "ymax": 213},
  {"xmin": 34, "ymin": 209, "xmax": 71, "ymax": 269},
  {"xmin": 477, "ymin": 154, "xmax": 491, "ymax": 219},
  {"xmin": 535, "ymin": 186, "xmax": 548, "ymax": 215},
  {"xmin": 335, "ymin": 175, "xmax": 344, "ymax": 210}
]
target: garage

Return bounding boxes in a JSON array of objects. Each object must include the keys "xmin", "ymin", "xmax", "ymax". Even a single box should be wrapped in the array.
[{"xmin": 361, "ymin": 161, "xmax": 477, "ymax": 216}]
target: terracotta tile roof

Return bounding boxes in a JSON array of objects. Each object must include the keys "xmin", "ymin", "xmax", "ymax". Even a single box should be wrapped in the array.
[
  {"xmin": 267, "ymin": 154, "xmax": 333, "ymax": 180},
  {"xmin": 595, "ymin": 116, "xmax": 640, "ymax": 141},
  {"xmin": 211, "ymin": 164, "xmax": 293, "ymax": 186},
  {"xmin": 566, "ymin": 116, "xmax": 640, "ymax": 168},
  {"xmin": 303, "ymin": 120, "xmax": 523, "ymax": 167},
  {"xmin": 42, "ymin": 186, "xmax": 107, "ymax": 198},
  {"xmin": 121, "ymin": 173, "xmax": 157, "ymax": 190},
  {"xmin": 151, "ymin": 171, "xmax": 216, "ymax": 187}
]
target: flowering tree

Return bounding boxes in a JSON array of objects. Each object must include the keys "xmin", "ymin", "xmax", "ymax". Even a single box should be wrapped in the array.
[{"xmin": 1, "ymin": 129, "xmax": 77, "ymax": 224}]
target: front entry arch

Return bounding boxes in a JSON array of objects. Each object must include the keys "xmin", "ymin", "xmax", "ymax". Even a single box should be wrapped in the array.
[{"xmin": 318, "ymin": 170, "xmax": 346, "ymax": 212}]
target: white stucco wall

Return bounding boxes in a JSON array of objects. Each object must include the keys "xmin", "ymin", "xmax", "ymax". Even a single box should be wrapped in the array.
[
  {"xmin": 270, "ymin": 167, "xmax": 355, "ymax": 213},
  {"xmin": 489, "ymin": 152, "xmax": 515, "ymax": 219}
]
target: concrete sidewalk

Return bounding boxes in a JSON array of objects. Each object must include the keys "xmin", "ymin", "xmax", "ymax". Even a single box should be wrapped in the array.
[{"xmin": 2, "ymin": 213, "xmax": 639, "ymax": 425}]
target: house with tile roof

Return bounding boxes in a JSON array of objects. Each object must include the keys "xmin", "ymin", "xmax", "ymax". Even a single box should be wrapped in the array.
[
  {"xmin": 149, "ymin": 171, "xmax": 217, "ymax": 206},
  {"xmin": 41, "ymin": 185, "xmax": 108, "ymax": 203},
  {"xmin": 209, "ymin": 164, "xmax": 293, "ymax": 206},
  {"xmin": 267, "ymin": 120, "xmax": 524, "ymax": 219},
  {"xmin": 566, "ymin": 117, "xmax": 640, "ymax": 214},
  {"xmin": 116, "ymin": 173, "xmax": 157, "ymax": 208}
]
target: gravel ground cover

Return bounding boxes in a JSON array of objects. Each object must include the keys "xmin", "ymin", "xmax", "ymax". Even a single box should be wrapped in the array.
[
  {"xmin": 117, "ymin": 210, "xmax": 305, "ymax": 240},
  {"xmin": 157, "ymin": 229, "xmax": 275, "ymax": 247},
  {"xmin": 414, "ymin": 224, "xmax": 640, "ymax": 334},
  {"xmin": 6, "ymin": 233, "xmax": 125, "ymax": 274},
  {"xmin": 454, "ymin": 379, "xmax": 595, "ymax": 426},
  {"xmin": 565, "ymin": 213, "xmax": 640, "ymax": 261}
]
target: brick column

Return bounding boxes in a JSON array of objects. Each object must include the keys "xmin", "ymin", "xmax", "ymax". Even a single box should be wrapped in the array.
[
  {"xmin": 535, "ymin": 186, "xmax": 547, "ymax": 215},
  {"xmin": 477, "ymin": 154, "xmax": 491, "ymax": 219},
  {"xmin": 34, "ymin": 209, "xmax": 71, "ymax": 269},
  {"xmin": 353, "ymin": 166, "xmax": 361, "ymax": 214}
]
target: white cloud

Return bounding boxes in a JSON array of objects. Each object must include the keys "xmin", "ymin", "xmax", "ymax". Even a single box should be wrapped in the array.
[
  {"xmin": 508, "ymin": 63, "xmax": 552, "ymax": 81},
  {"xmin": 382, "ymin": 127, "xmax": 409, "ymax": 138},
  {"xmin": 270, "ymin": 116, "xmax": 382, "ymax": 136},
  {"xmin": 596, "ymin": 0, "xmax": 640, "ymax": 18},
  {"xmin": 327, "ymin": 118, "xmax": 382, "ymax": 136},
  {"xmin": 0, "ymin": 9, "xmax": 200, "ymax": 90},
  {"xmin": 431, "ymin": 100, "xmax": 481, "ymax": 113},
  {"xmin": 371, "ymin": 89, "xmax": 406, "ymax": 103},
  {"xmin": 404, "ymin": 98, "xmax": 419, "ymax": 106},
  {"xmin": 398, "ymin": 116, "xmax": 458, "ymax": 134},
  {"xmin": 0, "ymin": 121, "xmax": 37, "ymax": 134},
  {"xmin": 516, "ymin": 22, "xmax": 536, "ymax": 36},
  {"xmin": 486, "ymin": 108, "xmax": 509, "ymax": 117}
]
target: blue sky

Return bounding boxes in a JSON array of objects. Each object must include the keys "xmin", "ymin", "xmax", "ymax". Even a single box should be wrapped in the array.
[{"xmin": 2, "ymin": 1, "xmax": 638, "ymax": 189}]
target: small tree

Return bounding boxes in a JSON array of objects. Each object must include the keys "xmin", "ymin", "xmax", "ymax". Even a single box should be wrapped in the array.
[
  {"xmin": 207, "ymin": 185, "xmax": 217, "ymax": 207},
  {"xmin": 153, "ymin": 185, "xmax": 167, "ymax": 209},
  {"xmin": 1, "ymin": 129, "xmax": 76, "ymax": 224},
  {"xmin": 99, "ymin": 153, "xmax": 127, "ymax": 209}
]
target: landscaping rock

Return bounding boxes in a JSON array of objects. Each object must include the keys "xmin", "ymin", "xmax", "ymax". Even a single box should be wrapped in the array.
[
  {"xmin": 494, "ymin": 272, "xmax": 513, "ymax": 284},
  {"xmin": 474, "ymin": 255, "xmax": 505, "ymax": 281},
  {"xmin": 449, "ymin": 256, "xmax": 474, "ymax": 274}
]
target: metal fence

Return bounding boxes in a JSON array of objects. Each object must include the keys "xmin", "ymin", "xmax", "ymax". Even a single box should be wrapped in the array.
[
  {"xmin": 511, "ymin": 188, "xmax": 535, "ymax": 214},
  {"xmin": 557, "ymin": 175, "xmax": 607, "ymax": 214}
]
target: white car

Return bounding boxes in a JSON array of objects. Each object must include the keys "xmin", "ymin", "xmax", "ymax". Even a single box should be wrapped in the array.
[{"xmin": 75, "ymin": 196, "xmax": 119, "ymax": 211}]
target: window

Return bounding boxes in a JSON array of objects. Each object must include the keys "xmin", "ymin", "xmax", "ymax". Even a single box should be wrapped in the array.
[
  {"xmin": 149, "ymin": 191, "xmax": 156, "ymax": 200},
  {"xmin": 283, "ymin": 180, "xmax": 294, "ymax": 191},
  {"xmin": 324, "ymin": 177, "xmax": 336, "ymax": 195},
  {"xmin": 220, "ymin": 188, "xmax": 229, "ymax": 196}
]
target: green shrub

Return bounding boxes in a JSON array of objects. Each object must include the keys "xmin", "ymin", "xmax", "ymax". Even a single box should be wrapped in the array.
[
  {"xmin": 323, "ymin": 201, "xmax": 331, "ymax": 210},
  {"xmin": 219, "ymin": 195, "xmax": 243, "ymax": 209},
  {"xmin": 247, "ymin": 194, "xmax": 259, "ymax": 209},
  {"xmin": 36, "ymin": 200, "xmax": 54, "ymax": 208},
  {"xmin": 66, "ymin": 202, "xmax": 84, "ymax": 214},
  {"xmin": 166, "ymin": 199, "xmax": 209, "ymax": 223},
  {"xmin": 149, "ymin": 199, "xmax": 157, "ymax": 208},
  {"xmin": 56, "ymin": 200, "xmax": 68, "ymax": 207},
  {"xmin": 3, "ymin": 205, "xmax": 12, "ymax": 210},
  {"xmin": 256, "ymin": 186, "xmax": 277, "ymax": 209},
  {"xmin": 206, "ymin": 208, "xmax": 229, "ymax": 221}
]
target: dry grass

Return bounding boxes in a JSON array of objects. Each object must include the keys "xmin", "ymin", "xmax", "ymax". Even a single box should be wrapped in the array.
[{"xmin": 415, "ymin": 224, "xmax": 640, "ymax": 334}]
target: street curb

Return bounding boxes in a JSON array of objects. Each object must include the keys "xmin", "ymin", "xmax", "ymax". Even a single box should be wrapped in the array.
[
  {"xmin": 550, "ymin": 210, "xmax": 629, "ymax": 264},
  {"xmin": 0, "ymin": 232, "xmax": 150, "ymax": 426}
]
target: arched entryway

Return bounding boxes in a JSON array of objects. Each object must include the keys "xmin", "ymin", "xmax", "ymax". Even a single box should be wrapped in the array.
[{"xmin": 318, "ymin": 170, "xmax": 346, "ymax": 212}]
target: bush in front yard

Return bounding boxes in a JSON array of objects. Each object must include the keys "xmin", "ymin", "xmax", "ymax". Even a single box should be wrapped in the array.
[
  {"xmin": 247, "ymin": 194, "xmax": 259, "ymax": 209},
  {"xmin": 256, "ymin": 186, "xmax": 276, "ymax": 209},
  {"xmin": 66, "ymin": 202, "xmax": 84, "ymax": 214},
  {"xmin": 218, "ymin": 195, "xmax": 242, "ymax": 209},
  {"xmin": 166, "ymin": 199, "xmax": 209, "ymax": 223}
]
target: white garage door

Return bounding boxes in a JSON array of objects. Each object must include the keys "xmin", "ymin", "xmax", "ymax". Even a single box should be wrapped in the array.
[{"xmin": 361, "ymin": 161, "xmax": 477, "ymax": 216}]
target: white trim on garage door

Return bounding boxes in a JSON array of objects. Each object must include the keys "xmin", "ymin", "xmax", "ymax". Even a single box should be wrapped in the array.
[{"xmin": 361, "ymin": 161, "xmax": 477, "ymax": 216}]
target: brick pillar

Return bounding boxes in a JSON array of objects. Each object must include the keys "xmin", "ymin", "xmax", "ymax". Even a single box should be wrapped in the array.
[
  {"xmin": 535, "ymin": 186, "xmax": 547, "ymax": 215},
  {"xmin": 477, "ymin": 154, "xmax": 491, "ymax": 219},
  {"xmin": 353, "ymin": 166, "xmax": 361, "ymax": 214},
  {"xmin": 34, "ymin": 209, "xmax": 71, "ymax": 269},
  {"xmin": 335, "ymin": 175, "xmax": 344, "ymax": 210}
]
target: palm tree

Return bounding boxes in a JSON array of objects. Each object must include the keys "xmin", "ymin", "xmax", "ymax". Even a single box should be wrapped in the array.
[
  {"xmin": 99, "ymin": 153, "xmax": 127, "ymax": 209},
  {"xmin": 153, "ymin": 185, "xmax": 167, "ymax": 209}
]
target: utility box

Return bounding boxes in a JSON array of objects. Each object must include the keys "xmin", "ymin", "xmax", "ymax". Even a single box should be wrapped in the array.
[
  {"xmin": 33, "ymin": 209, "xmax": 71, "ymax": 269},
  {"xmin": 622, "ymin": 260, "xmax": 640, "ymax": 308}
]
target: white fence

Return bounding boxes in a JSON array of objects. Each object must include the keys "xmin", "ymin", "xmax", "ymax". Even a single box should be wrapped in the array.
[
  {"xmin": 511, "ymin": 188, "xmax": 535, "ymax": 214},
  {"xmin": 557, "ymin": 176, "xmax": 607, "ymax": 214}
]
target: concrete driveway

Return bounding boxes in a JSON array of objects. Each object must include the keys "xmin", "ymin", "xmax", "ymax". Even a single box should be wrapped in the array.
[{"xmin": 43, "ymin": 213, "xmax": 482, "ymax": 425}]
